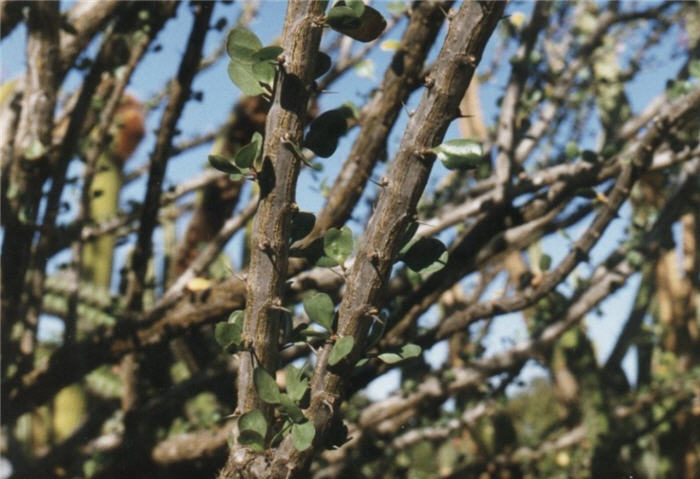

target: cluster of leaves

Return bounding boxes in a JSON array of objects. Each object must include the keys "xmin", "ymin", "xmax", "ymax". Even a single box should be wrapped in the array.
[
  {"xmin": 225, "ymin": 0, "xmax": 387, "ymax": 100},
  {"xmin": 226, "ymin": 28, "xmax": 282, "ymax": 97}
]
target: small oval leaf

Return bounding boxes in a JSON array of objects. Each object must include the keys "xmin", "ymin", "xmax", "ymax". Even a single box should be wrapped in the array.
[
  {"xmin": 238, "ymin": 409, "xmax": 267, "ymax": 451},
  {"xmin": 328, "ymin": 5, "xmax": 386, "ymax": 42},
  {"xmin": 323, "ymin": 226, "xmax": 354, "ymax": 265},
  {"xmin": 432, "ymin": 139, "xmax": 484, "ymax": 170},
  {"xmin": 280, "ymin": 393, "xmax": 305, "ymax": 423},
  {"xmin": 291, "ymin": 421, "xmax": 315, "ymax": 451},
  {"xmin": 285, "ymin": 365, "xmax": 309, "ymax": 403},
  {"xmin": 233, "ymin": 132, "xmax": 263, "ymax": 169},
  {"xmin": 539, "ymin": 254, "xmax": 552, "ymax": 271},
  {"xmin": 228, "ymin": 61, "xmax": 266, "ymax": 96},
  {"xmin": 238, "ymin": 430, "xmax": 265, "ymax": 451},
  {"xmin": 227, "ymin": 27, "xmax": 263, "ymax": 63},
  {"xmin": 400, "ymin": 343, "xmax": 422, "ymax": 359},
  {"xmin": 314, "ymin": 52, "xmax": 332, "ymax": 79},
  {"xmin": 252, "ymin": 45, "xmax": 283, "ymax": 62},
  {"xmin": 326, "ymin": 5, "xmax": 362, "ymax": 29},
  {"xmin": 402, "ymin": 237, "xmax": 446, "ymax": 272},
  {"xmin": 254, "ymin": 367, "xmax": 281, "ymax": 404},
  {"xmin": 303, "ymin": 291, "xmax": 335, "ymax": 331},
  {"xmin": 328, "ymin": 336, "xmax": 354, "ymax": 366},
  {"xmin": 304, "ymin": 107, "xmax": 353, "ymax": 158},
  {"xmin": 290, "ymin": 211, "xmax": 316, "ymax": 243},
  {"xmin": 214, "ymin": 319, "xmax": 242, "ymax": 350},
  {"xmin": 377, "ymin": 352, "xmax": 402, "ymax": 364},
  {"xmin": 239, "ymin": 409, "xmax": 267, "ymax": 437},
  {"xmin": 252, "ymin": 60, "xmax": 276, "ymax": 86},
  {"xmin": 209, "ymin": 154, "xmax": 243, "ymax": 175}
]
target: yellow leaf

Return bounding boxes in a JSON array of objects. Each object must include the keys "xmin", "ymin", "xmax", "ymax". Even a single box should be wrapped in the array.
[
  {"xmin": 380, "ymin": 39, "xmax": 400, "ymax": 51},
  {"xmin": 186, "ymin": 277, "xmax": 213, "ymax": 292},
  {"xmin": 509, "ymin": 12, "xmax": 526, "ymax": 29}
]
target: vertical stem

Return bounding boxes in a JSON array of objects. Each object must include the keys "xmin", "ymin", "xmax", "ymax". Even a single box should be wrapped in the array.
[{"xmin": 236, "ymin": 0, "xmax": 325, "ymax": 416}]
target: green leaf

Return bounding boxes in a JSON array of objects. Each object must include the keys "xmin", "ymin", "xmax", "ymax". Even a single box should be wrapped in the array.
[
  {"xmin": 238, "ymin": 409, "xmax": 267, "ymax": 451},
  {"xmin": 252, "ymin": 45, "xmax": 283, "ymax": 62},
  {"xmin": 400, "ymin": 343, "xmax": 421, "ymax": 359},
  {"xmin": 581, "ymin": 150, "xmax": 598, "ymax": 163},
  {"xmin": 432, "ymin": 139, "xmax": 484, "ymax": 170},
  {"xmin": 327, "ymin": 4, "xmax": 386, "ymax": 42},
  {"xmin": 303, "ymin": 291, "xmax": 335, "ymax": 331},
  {"xmin": 290, "ymin": 211, "xmax": 316, "ymax": 243},
  {"xmin": 226, "ymin": 27, "xmax": 262, "ymax": 64},
  {"xmin": 345, "ymin": 0, "xmax": 365, "ymax": 17},
  {"xmin": 209, "ymin": 154, "xmax": 244, "ymax": 175},
  {"xmin": 279, "ymin": 393, "xmax": 305, "ymax": 423},
  {"xmin": 326, "ymin": 5, "xmax": 362, "ymax": 29},
  {"xmin": 323, "ymin": 226, "xmax": 354, "ymax": 265},
  {"xmin": 353, "ymin": 58, "xmax": 375, "ymax": 79},
  {"xmin": 402, "ymin": 237, "xmax": 446, "ymax": 272},
  {"xmin": 304, "ymin": 106, "xmax": 353, "ymax": 158},
  {"xmin": 419, "ymin": 250, "xmax": 448, "ymax": 275},
  {"xmin": 291, "ymin": 421, "xmax": 315, "ymax": 451},
  {"xmin": 254, "ymin": 367, "xmax": 281, "ymax": 404},
  {"xmin": 378, "ymin": 343, "xmax": 422, "ymax": 364},
  {"xmin": 214, "ymin": 310, "xmax": 244, "ymax": 350},
  {"xmin": 238, "ymin": 430, "xmax": 265, "ymax": 451},
  {"xmin": 398, "ymin": 221, "xmax": 419, "ymax": 254},
  {"xmin": 24, "ymin": 139, "xmax": 46, "ymax": 160},
  {"xmin": 626, "ymin": 250, "xmax": 644, "ymax": 268},
  {"xmin": 228, "ymin": 61, "xmax": 266, "ymax": 96},
  {"xmin": 328, "ymin": 336, "xmax": 354, "ymax": 366},
  {"xmin": 539, "ymin": 254, "xmax": 552, "ymax": 271},
  {"xmin": 239, "ymin": 409, "xmax": 267, "ymax": 436},
  {"xmin": 565, "ymin": 142, "xmax": 579, "ymax": 159},
  {"xmin": 252, "ymin": 60, "xmax": 276, "ymax": 86},
  {"xmin": 377, "ymin": 352, "xmax": 402, "ymax": 364},
  {"xmin": 314, "ymin": 52, "xmax": 332, "ymax": 78},
  {"xmin": 233, "ymin": 132, "xmax": 263, "ymax": 169},
  {"xmin": 285, "ymin": 364, "xmax": 308, "ymax": 403}
]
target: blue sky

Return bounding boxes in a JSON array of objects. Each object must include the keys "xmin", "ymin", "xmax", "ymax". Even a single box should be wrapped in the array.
[{"xmin": 1, "ymin": 1, "xmax": 688, "ymax": 400}]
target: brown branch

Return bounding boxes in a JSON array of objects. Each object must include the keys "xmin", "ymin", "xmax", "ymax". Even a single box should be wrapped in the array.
[
  {"xmin": 1, "ymin": 0, "xmax": 60, "ymax": 375},
  {"xmin": 299, "ymin": 1, "xmax": 451, "ymax": 248},
  {"xmin": 220, "ymin": 2, "xmax": 326, "ymax": 476},
  {"xmin": 124, "ymin": 1, "xmax": 212, "ymax": 312},
  {"xmin": 436, "ymin": 90, "xmax": 700, "ymax": 339},
  {"xmin": 268, "ymin": 4, "xmax": 506, "ymax": 478},
  {"xmin": 57, "ymin": 0, "xmax": 123, "ymax": 80}
]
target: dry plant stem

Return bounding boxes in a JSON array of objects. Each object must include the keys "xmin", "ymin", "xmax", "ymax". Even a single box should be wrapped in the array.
[
  {"xmin": 303, "ymin": 1, "xmax": 450, "ymax": 244},
  {"xmin": 155, "ymin": 196, "xmax": 259, "ymax": 313},
  {"xmin": 7, "ymin": 146, "xmax": 694, "ymax": 420},
  {"xmin": 112, "ymin": 3, "xmax": 212, "ymax": 473},
  {"xmin": 57, "ymin": 0, "xmax": 122, "ymax": 79},
  {"xmin": 436, "ymin": 89, "xmax": 700, "ymax": 338},
  {"xmin": 224, "ymin": 0, "xmax": 325, "ymax": 472},
  {"xmin": 24, "ymin": 26, "xmax": 119, "ymax": 350},
  {"xmin": 124, "ymin": 1, "xmax": 212, "ymax": 312},
  {"xmin": 316, "ymin": 9, "xmax": 403, "ymax": 93},
  {"xmin": 9, "ymin": 149, "xmax": 691, "ymax": 425},
  {"xmin": 265, "ymin": 3, "xmax": 506, "ymax": 477},
  {"xmin": 1, "ymin": 0, "xmax": 59, "ymax": 374},
  {"xmin": 493, "ymin": 2, "xmax": 551, "ymax": 198},
  {"xmin": 388, "ymin": 97, "xmax": 700, "ymax": 345}
]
